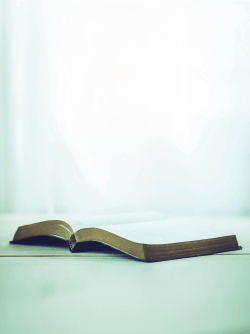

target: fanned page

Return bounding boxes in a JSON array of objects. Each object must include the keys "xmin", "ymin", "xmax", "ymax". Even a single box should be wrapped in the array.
[
  {"xmin": 97, "ymin": 219, "xmax": 233, "ymax": 244},
  {"xmin": 9, "ymin": 211, "xmax": 164, "ymax": 243}
]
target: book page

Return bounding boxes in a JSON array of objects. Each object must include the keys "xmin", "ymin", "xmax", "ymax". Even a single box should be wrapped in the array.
[
  {"xmin": 99, "ymin": 219, "xmax": 233, "ymax": 244},
  {"xmin": 66, "ymin": 211, "xmax": 166, "ymax": 233}
]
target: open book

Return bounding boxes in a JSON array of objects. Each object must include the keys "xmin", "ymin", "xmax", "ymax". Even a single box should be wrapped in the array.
[{"xmin": 10, "ymin": 217, "xmax": 240, "ymax": 262}]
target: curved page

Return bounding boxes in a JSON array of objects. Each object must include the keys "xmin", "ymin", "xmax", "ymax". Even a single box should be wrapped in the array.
[{"xmin": 98, "ymin": 219, "xmax": 234, "ymax": 245}]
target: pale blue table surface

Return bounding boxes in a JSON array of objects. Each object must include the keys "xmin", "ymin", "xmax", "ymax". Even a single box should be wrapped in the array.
[{"xmin": 0, "ymin": 215, "xmax": 250, "ymax": 334}]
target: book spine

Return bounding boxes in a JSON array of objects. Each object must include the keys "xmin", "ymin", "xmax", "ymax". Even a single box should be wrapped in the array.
[{"xmin": 68, "ymin": 234, "xmax": 76, "ymax": 253}]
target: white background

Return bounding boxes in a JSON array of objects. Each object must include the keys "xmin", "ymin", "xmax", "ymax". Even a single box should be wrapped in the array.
[{"xmin": 0, "ymin": 0, "xmax": 250, "ymax": 215}]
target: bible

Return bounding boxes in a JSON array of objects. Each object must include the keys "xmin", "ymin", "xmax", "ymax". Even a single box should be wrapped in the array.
[{"xmin": 10, "ymin": 218, "xmax": 241, "ymax": 262}]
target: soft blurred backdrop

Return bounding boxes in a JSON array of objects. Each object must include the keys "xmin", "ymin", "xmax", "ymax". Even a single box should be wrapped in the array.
[{"xmin": 0, "ymin": 0, "xmax": 250, "ymax": 216}]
